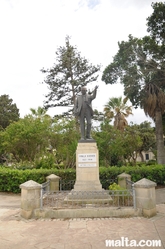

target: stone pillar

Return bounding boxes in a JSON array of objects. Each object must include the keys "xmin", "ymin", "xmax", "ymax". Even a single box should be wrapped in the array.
[
  {"xmin": 73, "ymin": 141, "xmax": 102, "ymax": 191},
  {"xmin": 20, "ymin": 180, "xmax": 41, "ymax": 219},
  {"xmin": 118, "ymin": 172, "xmax": 131, "ymax": 189},
  {"xmin": 46, "ymin": 174, "xmax": 60, "ymax": 192},
  {"xmin": 134, "ymin": 178, "xmax": 157, "ymax": 217}
]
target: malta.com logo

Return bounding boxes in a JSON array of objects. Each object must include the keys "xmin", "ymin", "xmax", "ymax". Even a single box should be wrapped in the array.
[{"xmin": 105, "ymin": 237, "xmax": 162, "ymax": 247}]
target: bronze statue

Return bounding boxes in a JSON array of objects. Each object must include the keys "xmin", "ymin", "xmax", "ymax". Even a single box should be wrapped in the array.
[{"xmin": 74, "ymin": 85, "xmax": 98, "ymax": 140}]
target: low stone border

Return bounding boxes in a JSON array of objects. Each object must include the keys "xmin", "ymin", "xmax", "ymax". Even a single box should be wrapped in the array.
[
  {"xmin": 34, "ymin": 207, "xmax": 141, "ymax": 219},
  {"xmin": 20, "ymin": 174, "xmax": 157, "ymax": 219}
]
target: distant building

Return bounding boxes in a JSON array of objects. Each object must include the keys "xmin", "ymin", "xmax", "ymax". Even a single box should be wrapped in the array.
[{"xmin": 136, "ymin": 150, "xmax": 155, "ymax": 162}]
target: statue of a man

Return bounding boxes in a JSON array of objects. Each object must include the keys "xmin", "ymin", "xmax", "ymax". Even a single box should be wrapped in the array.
[{"xmin": 74, "ymin": 85, "xmax": 98, "ymax": 140}]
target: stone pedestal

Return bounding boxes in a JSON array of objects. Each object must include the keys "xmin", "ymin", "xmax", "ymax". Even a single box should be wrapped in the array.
[
  {"xmin": 20, "ymin": 180, "xmax": 41, "ymax": 219},
  {"xmin": 65, "ymin": 141, "xmax": 112, "ymax": 203},
  {"xmin": 73, "ymin": 141, "xmax": 102, "ymax": 191},
  {"xmin": 134, "ymin": 178, "xmax": 157, "ymax": 217},
  {"xmin": 118, "ymin": 172, "xmax": 131, "ymax": 189},
  {"xmin": 46, "ymin": 174, "xmax": 60, "ymax": 191}
]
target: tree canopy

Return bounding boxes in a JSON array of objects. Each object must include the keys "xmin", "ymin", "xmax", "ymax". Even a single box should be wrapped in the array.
[
  {"xmin": 0, "ymin": 113, "xmax": 52, "ymax": 162},
  {"xmin": 101, "ymin": 2, "xmax": 165, "ymax": 164},
  {"xmin": 0, "ymin": 94, "xmax": 20, "ymax": 129},
  {"xmin": 41, "ymin": 36, "xmax": 100, "ymax": 116},
  {"xmin": 0, "ymin": 106, "xmax": 155, "ymax": 167},
  {"xmin": 147, "ymin": 2, "xmax": 165, "ymax": 44},
  {"xmin": 0, "ymin": 108, "xmax": 79, "ymax": 167},
  {"xmin": 93, "ymin": 120, "xmax": 155, "ymax": 166},
  {"xmin": 104, "ymin": 96, "xmax": 133, "ymax": 131}
]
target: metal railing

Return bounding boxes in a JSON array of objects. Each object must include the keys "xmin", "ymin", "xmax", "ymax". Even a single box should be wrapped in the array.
[
  {"xmin": 59, "ymin": 179, "xmax": 75, "ymax": 190},
  {"xmin": 59, "ymin": 178, "xmax": 117, "ymax": 191},
  {"xmin": 40, "ymin": 180, "xmax": 50, "ymax": 209},
  {"xmin": 41, "ymin": 189, "xmax": 134, "ymax": 209},
  {"xmin": 126, "ymin": 178, "xmax": 136, "ymax": 209},
  {"xmin": 126, "ymin": 178, "xmax": 134, "ymax": 189},
  {"xmin": 40, "ymin": 178, "xmax": 135, "ymax": 209}
]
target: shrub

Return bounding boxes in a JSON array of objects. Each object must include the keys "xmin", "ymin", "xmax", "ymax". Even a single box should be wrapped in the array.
[
  {"xmin": 100, "ymin": 164, "xmax": 165, "ymax": 186},
  {"xmin": 0, "ymin": 167, "xmax": 76, "ymax": 193},
  {"xmin": 109, "ymin": 182, "xmax": 131, "ymax": 206},
  {"xmin": 35, "ymin": 154, "xmax": 57, "ymax": 169},
  {"xmin": 109, "ymin": 182, "xmax": 124, "ymax": 191},
  {"xmin": 0, "ymin": 164, "xmax": 164, "ymax": 193}
]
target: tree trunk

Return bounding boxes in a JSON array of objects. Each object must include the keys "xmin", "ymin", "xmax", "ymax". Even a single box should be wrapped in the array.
[
  {"xmin": 139, "ymin": 151, "xmax": 144, "ymax": 162},
  {"xmin": 155, "ymin": 109, "xmax": 165, "ymax": 164}
]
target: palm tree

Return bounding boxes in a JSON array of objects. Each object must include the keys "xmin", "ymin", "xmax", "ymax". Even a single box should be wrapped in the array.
[
  {"xmin": 104, "ymin": 97, "xmax": 133, "ymax": 131},
  {"xmin": 142, "ymin": 83, "xmax": 165, "ymax": 164}
]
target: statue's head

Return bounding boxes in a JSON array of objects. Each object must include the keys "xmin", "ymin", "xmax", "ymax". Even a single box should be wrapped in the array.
[{"xmin": 81, "ymin": 86, "xmax": 87, "ymax": 95}]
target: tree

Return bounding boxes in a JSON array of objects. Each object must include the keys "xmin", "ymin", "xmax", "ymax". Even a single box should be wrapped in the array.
[
  {"xmin": 104, "ymin": 96, "xmax": 133, "ymax": 131},
  {"xmin": 102, "ymin": 4, "xmax": 165, "ymax": 164},
  {"xmin": 122, "ymin": 126, "xmax": 143, "ymax": 164},
  {"xmin": 134, "ymin": 121, "xmax": 156, "ymax": 162},
  {"xmin": 0, "ymin": 108, "xmax": 80, "ymax": 167},
  {"xmin": 30, "ymin": 106, "xmax": 48, "ymax": 119},
  {"xmin": 147, "ymin": 2, "xmax": 165, "ymax": 45},
  {"xmin": 93, "ymin": 122, "xmax": 125, "ymax": 166},
  {"xmin": 0, "ymin": 94, "xmax": 20, "ymax": 129},
  {"xmin": 162, "ymin": 113, "xmax": 165, "ymax": 135},
  {"xmin": 49, "ymin": 117, "xmax": 79, "ymax": 168},
  {"xmin": 93, "ymin": 121, "xmax": 143, "ymax": 166},
  {"xmin": 41, "ymin": 36, "xmax": 100, "ymax": 116},
  {"xmin": 122, "ymin": 122, "xmax": 155, "ymax": 164},
  {"xmin": 1, "ymin": 113, "xmax": 52, "ymax": 162}
]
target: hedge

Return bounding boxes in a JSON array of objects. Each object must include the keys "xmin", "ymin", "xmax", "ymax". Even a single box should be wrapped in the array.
[
  {"xmin": 99, "ymin": 165, "xmax": 165, "ymax": 188},
  {"xmin": 0, "ymin": 164, "xmax": 165, "ymax": 193},
  {"xmin": 0, "ymin": 168, "xmax": 76, "ymax": 193}
]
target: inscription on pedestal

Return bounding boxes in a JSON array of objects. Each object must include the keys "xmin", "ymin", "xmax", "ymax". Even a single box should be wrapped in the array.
[
  {"xmin": 78, "ymin": 163, "xmax": 96, "ymax": 167},
  {"xmin": 78, "ymin": 153, "xmax": 96, "ymax": 167},
  {"xmin": 78, "ymin": 153, "xmax": 96, "ymax": 162}
]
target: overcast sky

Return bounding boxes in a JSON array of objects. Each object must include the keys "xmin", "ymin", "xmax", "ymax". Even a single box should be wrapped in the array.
[{"xmin": 0, "ymin": 0, "xmax": 158, "ymax": 125}]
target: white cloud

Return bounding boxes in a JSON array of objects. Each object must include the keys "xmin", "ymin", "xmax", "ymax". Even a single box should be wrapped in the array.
[{"xmin": 0, "ymin": 0, "xmax": 157, "ymax": 125}]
